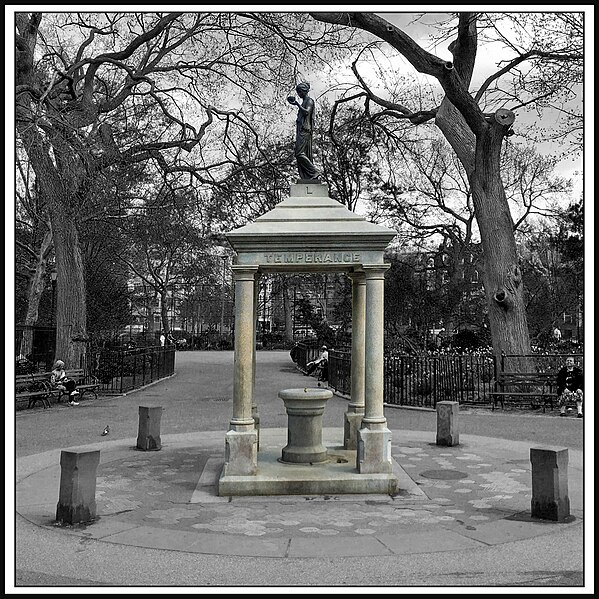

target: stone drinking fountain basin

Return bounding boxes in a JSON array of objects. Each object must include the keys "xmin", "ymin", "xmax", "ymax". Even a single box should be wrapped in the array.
[{"xmin": 278, "ymin": 387, "xmax": 333, "ymax": 464}]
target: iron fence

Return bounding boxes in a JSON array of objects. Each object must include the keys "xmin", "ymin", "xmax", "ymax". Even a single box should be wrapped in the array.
[
  {"xmin": 295, "ymin": 341, "xmax": 321, "ymax": 370},
  {"xmin": 382, "ymin": 353, "xmax": 496, "ymax": 407},
  {"xmin": 326, "ymin": 349, "xmax": 497, "ymax": 408},
  {"xmin": 83, "ymin": 346, "xmax": 176, "ymax": 395},
  {"xmin": 326, "ymin": 350, "xmax": 586, "ymax": 408}
]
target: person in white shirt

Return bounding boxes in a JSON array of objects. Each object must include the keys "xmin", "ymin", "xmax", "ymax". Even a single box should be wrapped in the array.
[
  {"xmin": 306, "ymin": 345, "xmax": 329, "ymax": 381},
  {"xmin": 50, "ymin": 360, "xmax": 80, "ymax": 405}
]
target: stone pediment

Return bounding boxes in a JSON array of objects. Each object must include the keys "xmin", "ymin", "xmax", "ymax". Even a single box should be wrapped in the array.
[{"xmin": 226, "ymin": 183, "xmax": 396, "ymax": 272}]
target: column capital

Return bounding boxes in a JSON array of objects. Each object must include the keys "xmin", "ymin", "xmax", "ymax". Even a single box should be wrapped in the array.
[
  {"xmin": 347, "ymin": 271, "xmax": 366, "ymax": 284},
  {"xmin": 231, "ymin": 265, "xmax": 259, "ymax": 281},
  {"xmin": 361, "ymin": 263, "xmax": 391, "ymax": 279}
]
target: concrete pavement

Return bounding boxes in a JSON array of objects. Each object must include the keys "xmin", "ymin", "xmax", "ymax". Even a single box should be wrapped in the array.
[{"xmin": 11, "ymin": 351, "xmax": 589, "ymax": 591}]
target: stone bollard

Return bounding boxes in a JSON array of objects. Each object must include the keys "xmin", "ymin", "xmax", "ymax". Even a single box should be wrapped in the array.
[
  {"xmin": 137, "ymin": 406, "xmax": 162, "ymax": 451},
  {"xmin": 436, "ymin": 401, "xmax": 460, "ymax": 446},
  {"xmin": 530, "ymin": 447, "xmax": 570, "ymax": 521},
  {"xmin": 55, "ymin": 449, "xmax": 100, "ymax": 525}
]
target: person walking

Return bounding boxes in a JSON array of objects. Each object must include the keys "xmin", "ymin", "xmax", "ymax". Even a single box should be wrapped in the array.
[
  {"xmin": 50, "ymin": 360, "xmax": 80, "ymax": 406},
  {"xmin": 557, "ymin": 356, "xmax": 583, "ymax": 418}
]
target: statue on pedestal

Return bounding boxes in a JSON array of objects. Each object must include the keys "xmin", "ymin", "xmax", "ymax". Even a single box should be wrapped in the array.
[{"xmin": 287, "ymin": 82, "xmax": 319, "ymax": 181}]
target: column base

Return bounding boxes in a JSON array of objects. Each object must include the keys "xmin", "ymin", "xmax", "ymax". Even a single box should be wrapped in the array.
[
  {"xmin": 357, "ymin": 427, "xmax": 393, "ymax": 474},
  {"xmin": 222, "ymin": 429, "xmax": 258, "ymax": 477},
  {"xmin": 343, "ymin": 410, "xmax": 364, "ymax": 450}
]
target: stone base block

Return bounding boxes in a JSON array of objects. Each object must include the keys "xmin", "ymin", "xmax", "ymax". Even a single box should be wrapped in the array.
[
  {"xmin": 436, "ymin": 401, "xmax": 459, "ymax": 446},
  {"xmin": 343, "ymin": 411, "xmax": 363, "ymax": 450},
  {"xmin": 55, "ymin": 449, "xmax": 100, "ymax": 525},
  {"xmin": 218, "ymin": 446, "xmax": 402, "ymax": 497},
  {"xmin": 530, "ymin": 447, "xmax": 570, "ymax": 521},
  {"xmin": 223, "ymin": 429, "xmax": 258, "ymax": 477},
  {"xmin": 136, "ymin": 406, "xmax": 162, "ymax": 451},
  {"xmin": 357, "ymin": 427, "xmax": 393, "ymax": 474}
]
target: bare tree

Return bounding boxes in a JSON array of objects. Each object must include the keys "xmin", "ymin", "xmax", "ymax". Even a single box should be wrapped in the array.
[
  {"xmin": 15, "ymin": 152, "xmax": 54, "ymax": 357},
  {"xmin": 310, "ymin": 12, "xmax": 583, "ymax": 362},
  {"xmin": 14, "ymin": 11, "xmax": 350, "ymax": 366}
]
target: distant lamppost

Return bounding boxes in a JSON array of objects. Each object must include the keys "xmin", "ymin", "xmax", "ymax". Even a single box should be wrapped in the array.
[{"xmin": 50, "ymin": 269, "xmax": 57, "ymax": 326}]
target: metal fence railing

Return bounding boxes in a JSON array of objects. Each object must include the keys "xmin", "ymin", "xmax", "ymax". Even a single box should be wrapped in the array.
[
  {"xmin": 83, "ymin": 346, "xmax": 176, "ymax": 395},
  {"xmin": 315, "ymin": 347, "xmax": 499, "ymax": 408},
  {"xmin": 324, "ymin": 349, "xmax": 585, "ymax": 409},
  {"xmin": 382, "ymin": 353, "xmax": 496, "ymax": 407}
]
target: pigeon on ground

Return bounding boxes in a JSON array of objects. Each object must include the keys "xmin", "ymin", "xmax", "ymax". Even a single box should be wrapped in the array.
[{"xmin": 101, "ymin": 425, "xmax": 110, "ymax": 436}]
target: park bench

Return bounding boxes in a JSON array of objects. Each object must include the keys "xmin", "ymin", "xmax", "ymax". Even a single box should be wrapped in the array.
[
  {"xmin": 490, "ymin": 372, "xmax": 558, "ymax": 412},
  {"xmin": 42, "ymin": 368, "xmax": 101, "ymax": 402},
  {"xmin": 15, "ymin": 373, "xmax": 54, "ymax": 409}
]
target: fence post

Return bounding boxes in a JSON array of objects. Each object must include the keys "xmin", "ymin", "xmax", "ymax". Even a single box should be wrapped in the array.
[
  {"xmin": 142, "ymin": 349, "xmax": 147, "ymax": 386},
  {"xmin": 459, "ymin": 355, "xmax": 464, "ymax": 403},
  {"xmin": 400, "ymin": 357, "xmax": 404, "ymax": 405},
  {"xmin": 432, "ymin": 358, "xmax": 438, "ymax": 407},
  {"xmin": 133, "ymin": 351, "xmax": 138, "ymax": 389},
  {"xmin": 119, "ymin": 350, "xmax": 124, "ymax": 394}
]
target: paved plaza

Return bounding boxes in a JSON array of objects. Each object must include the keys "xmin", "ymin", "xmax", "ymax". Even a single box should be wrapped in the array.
[{"xmin": 12, "ymin": 351, "xmax": 588, "ymax": 590}]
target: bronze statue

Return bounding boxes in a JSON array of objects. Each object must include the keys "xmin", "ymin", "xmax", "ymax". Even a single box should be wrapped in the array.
[{"xmin": 287, "ymin": 82, "xmax": 319, "ymax": 181}]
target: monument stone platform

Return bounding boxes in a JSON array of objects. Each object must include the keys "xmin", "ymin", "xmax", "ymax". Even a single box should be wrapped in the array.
[{"xmin": 218, "ymin": 438, "xmax": 409, "ymax": 497}]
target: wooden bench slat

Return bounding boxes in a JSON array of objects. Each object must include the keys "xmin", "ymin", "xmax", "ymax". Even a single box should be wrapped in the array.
[
  {"xmin": 15, "ymin": 374, "xmax": 52, "ymax": 409},
  {"xmin": 492, "ymin": 370, "xmax": 558, "ymax": 411}
]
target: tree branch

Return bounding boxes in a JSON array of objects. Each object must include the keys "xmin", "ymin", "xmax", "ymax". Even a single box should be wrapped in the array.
[{"xmin": 311, "ymin": 12, "xmax": 488, "ymax": 136}]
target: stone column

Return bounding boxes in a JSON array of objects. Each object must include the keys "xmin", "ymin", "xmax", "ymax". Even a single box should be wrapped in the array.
[
  {"xmin": 55, "ymin": 449, "xmax": 100, "ymax": 525},
  {"xmin": 344, "ymin": 271, "xmax": 366, "ymax": 449},
  {"xmin": 357, "ymin": 264, "xmax": 393, "ymax": 474},
  {"xmin": 223, "ymin": 265, "xmax": 259, "ymax": 476},
  {"xmin": 252, "ymin": 273, "xmax": 261, "ymax": 449}
]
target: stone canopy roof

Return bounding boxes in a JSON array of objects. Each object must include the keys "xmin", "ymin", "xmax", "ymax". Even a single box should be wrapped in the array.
[{"xmin": 226, "ymin": 183, "xmax": 396, "ymax": 271}]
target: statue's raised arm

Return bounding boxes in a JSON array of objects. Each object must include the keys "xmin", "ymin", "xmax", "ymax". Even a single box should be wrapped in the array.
[{"xmin": 288, "ymin": 82, "xmax": 319, "ymax": 181}]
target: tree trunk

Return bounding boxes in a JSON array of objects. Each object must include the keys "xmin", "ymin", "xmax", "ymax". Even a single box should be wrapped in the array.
[
  {"xmin": 160, "ymin": 290, "xmax": 171, "ymax": 334},
  {"xmin": 15, "ymin": 121, "xmax": 89, "ymax": 369},
  {"xmin": 470, "ymin": 125, "xmax": 532, "ymax": 367},
  {"xmin": 436, "ymin": 105, "xmax": 532, "ymax": 364},
  {"xmin": 19, "ymin": 230, "xmax": 54, "ymax": 357},
  {"xmin": 51, "ymin": 213, "xmax": 88, "ymax": 368}
]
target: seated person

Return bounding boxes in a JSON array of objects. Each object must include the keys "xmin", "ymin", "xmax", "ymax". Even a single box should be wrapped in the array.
[
  {"xmin": 50, "ymin": 360, "xmax": 80, "ymax": 406},
  {"xmin": 557, "ymin": 356, "xmax": 583, "ymax": 418},
  {"xmin": 305, "ymin": 345, "xmax": 329, "ymax": 381}
]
